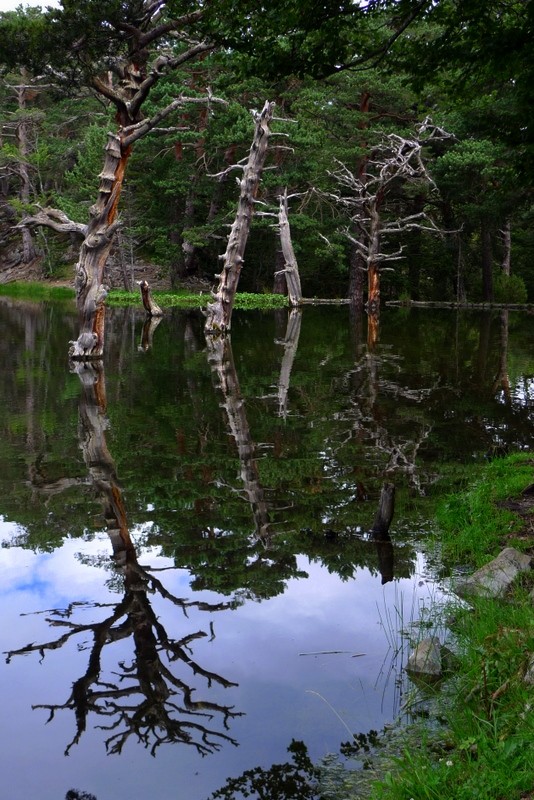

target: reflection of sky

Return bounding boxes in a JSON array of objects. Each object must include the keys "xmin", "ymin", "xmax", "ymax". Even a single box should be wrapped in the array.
[{"xmin": 1, "ymin": 517, "xmax": 445, "ymax": 800}]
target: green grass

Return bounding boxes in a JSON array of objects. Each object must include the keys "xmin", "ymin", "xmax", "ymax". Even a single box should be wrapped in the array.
[
  {"xmin": 108, "ymin": 288, "xmax": 288, "ymax": 310},
  {"xmin": 435, "ymin": 453, "xmax": 533, "ymax": 567},
  {"xmin": 0, "ymin": 281, "xmax": 75, "ymax": 301},
  {"xmin": 0, "ymin": 282, "xmax": 289, "ymax": 311},
  {"xmin": 364, "ymin": 453, "xmax": 534, "ymax": 800}
]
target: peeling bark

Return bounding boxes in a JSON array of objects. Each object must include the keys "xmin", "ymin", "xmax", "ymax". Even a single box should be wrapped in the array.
[
  {"xmin": 276, "ymin": 189, "xmax": 302, "ymax": 306},
  {"xmin": 205, "ymin": 101, "xmax": 275, "ymax": 335}
]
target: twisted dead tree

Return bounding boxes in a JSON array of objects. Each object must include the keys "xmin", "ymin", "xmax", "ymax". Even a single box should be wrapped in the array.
[
  {"xmin": 15, "ymin": 4, "xmax": 226, "ymax": 360},
  {"xmin": 6, "ymin": 362, "xmax": 241, "ymax": 757},
  {"xmin": 329, "ymin": 119, "xmax": 452, "ymax": 320},
  {"xmin": 204, "ymin": 101, "xmax": 275, "ymax": 335}
]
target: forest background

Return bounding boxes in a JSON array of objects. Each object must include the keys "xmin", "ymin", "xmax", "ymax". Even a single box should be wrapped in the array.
[{"xmin": 0, "ymin": 0, "xmax": 533, "ymax": 307}]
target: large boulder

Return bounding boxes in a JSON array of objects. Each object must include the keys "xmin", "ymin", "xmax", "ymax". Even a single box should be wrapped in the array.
[{"xmin": 454, "ymin": 547, "xmax": 532, "ymax": 599}]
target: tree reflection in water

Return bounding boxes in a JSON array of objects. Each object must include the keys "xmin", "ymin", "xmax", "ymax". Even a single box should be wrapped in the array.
[{"xmin": 5, "ymin": 362, "xmax": 242, "ymax": 757}]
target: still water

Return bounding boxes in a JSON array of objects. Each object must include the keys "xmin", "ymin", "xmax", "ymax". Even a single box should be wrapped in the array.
[{"xmin": 1, "ymin": 299, "xmax": 533, "ymax": 800}]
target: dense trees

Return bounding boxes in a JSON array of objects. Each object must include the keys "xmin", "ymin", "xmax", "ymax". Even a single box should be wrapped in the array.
[{"xmin": 1, "ymin": 0, "xmax": 533, "ymax": 310}]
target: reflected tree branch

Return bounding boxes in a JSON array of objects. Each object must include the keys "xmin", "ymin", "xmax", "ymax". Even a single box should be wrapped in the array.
[
  {"xmin": 5, "ymin": 362, "xmax": 242, "ymax": 757},
  {"xmin": 206, "ymin": 336, "xmax": 272, "ymax": 542}
]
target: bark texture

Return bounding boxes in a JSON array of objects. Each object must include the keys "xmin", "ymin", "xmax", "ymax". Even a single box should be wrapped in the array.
[
  {"xmin": 276, "ymin": 189, "xmax": 302, "ymax": 306},
  {"xmin": 205, "ymin": 101, "xmax": 274, "ymax": 335},
  {"xmin": 138, "ymin": 279, "xmax": 163, "ymax": 316}
]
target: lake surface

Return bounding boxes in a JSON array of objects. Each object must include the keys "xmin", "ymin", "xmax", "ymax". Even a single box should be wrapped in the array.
[{"xmin": 1, "ymin": 299, "xmax": 533, "ymax": 800}]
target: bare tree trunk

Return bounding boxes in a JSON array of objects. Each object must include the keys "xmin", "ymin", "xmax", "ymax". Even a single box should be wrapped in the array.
[
  {"xmin": 69, "ymin": 132, "xmax": 132, "ymax": 360},
  {"xmin": 276, "ymin": 188, "xmax": 302, "ymax": 306},
  {"xmin": 348, "ymin": 241, "xmax": 365, "ymax": 309},
  {"xmin": 366, "ymin": 199, "xmax": 381, "ymax": 316},
  {"xmin": 137, "ymin": 279, "xmax": 163, "ymax": 316},
  {"xmin": 205, "ymin": 101, "xmax": 274, "ymax": 335}
]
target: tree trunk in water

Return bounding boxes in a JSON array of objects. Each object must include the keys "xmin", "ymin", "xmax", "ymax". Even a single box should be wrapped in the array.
[
  {"xmin": 481, "ymin": 222, "xmax": 493, "ymax": 302},
  {"xmin": 69, "ymin": 132, "xmax": 131, "ymax": 360},
  {"xmin": 205, "ymin": 101, "xmax": 274, "ymax": 335},
  {"xmin": 138, "ymin": 279, "xmax": 163, "ymax": 317},
  {"xmin": 276, "ymin": 189, "xmax": 302, "ymax": 306}
]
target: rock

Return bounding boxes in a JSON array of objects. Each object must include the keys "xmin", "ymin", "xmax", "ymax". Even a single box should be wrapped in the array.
[
  {"xmin": 524, "ymin": 655, "xmax": 534, "ymax": 686},
  {"xmin": 407, "ymin": 636, "xmax": 443, "ymax": 681},
  {"xmin": 454, "ymin": 547, "xmax": 532, "ymax": 599}
]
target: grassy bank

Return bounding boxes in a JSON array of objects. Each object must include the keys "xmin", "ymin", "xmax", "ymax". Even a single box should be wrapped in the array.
[
  {"xmin": 0, "ymin": 282, "xmax": 288, "ymax": 310},
  {"xmin": 321, "ymin": 454, "xmax": 534, "ymax": 800},
  {"xmin": 107, "ymin": 288, "xmax": 288, "ymax": 310}
]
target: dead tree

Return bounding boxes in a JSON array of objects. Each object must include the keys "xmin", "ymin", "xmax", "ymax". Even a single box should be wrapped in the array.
[
  {"xmin": 275, "ymin": 189, "xmax": 303, "ymax": 306},
  {"xmin": 16, "ymin": 6, "xmax": 227, "ymax": 360},
  {"xmin": 204, "ymin": 101, "xmax": 275, "ymax": 335},
  {"xmin": 329, "ymin": 119, "xmax": 451, "ymax": 319},
  {"xmin": 137, "ymin": 279, "xmax": 163, "ymax": 317}
]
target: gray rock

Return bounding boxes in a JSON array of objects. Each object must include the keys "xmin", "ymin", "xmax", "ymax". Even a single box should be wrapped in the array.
[
  {"xmin": 407, "ymin": 636, "xmax": 443, "ymax": 681},
  {"xmin": 524, "ymin": 655, "xmax": 534, "ymax": 686},
  {"xmin": 454, "ymin": 547, "xmax": 532, "ymax": 599}
]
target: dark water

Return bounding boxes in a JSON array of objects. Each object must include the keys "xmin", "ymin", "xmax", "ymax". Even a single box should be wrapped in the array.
[{"xmin": 1, "ymin": 299, "xmax": 533, "ymax": 800}]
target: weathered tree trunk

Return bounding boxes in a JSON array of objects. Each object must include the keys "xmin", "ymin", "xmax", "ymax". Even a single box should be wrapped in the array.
[
  {"xmin": 204, "ymin": 101, "xmax": 274, "ymax": 335},
  {"xmin": 138, "ymin": 279, "xmax": 163, "ymax": 317},
  {"xmin": 348, "ymin": 241, "xmax": 366, "ymax": 310},
  {"xmin": 69, "ymin": 131, "xmax": 132, "ymax": 360},
  {"xmin": 366, "ymin": 199, "xmax": 382, "ymax": 316},
  {"xmin": 276, "ymin": 188, "xmax": 302, "ymax": 306}
]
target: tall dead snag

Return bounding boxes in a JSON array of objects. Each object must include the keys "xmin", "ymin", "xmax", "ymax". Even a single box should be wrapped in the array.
[
  {"xmin": 276, "ymin": 189, "xmax": 302, "ymax": 306},
  {"xmin": 204, "ymin": 101, "xmax": 275, "ymax": 336},
  {"xmin": 14, "ymin": 4, "xmax": 225, "ymax": 360},
  {"xmin": 330, "ymin": 119, "xmax": 451, "ymax": 321}
]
